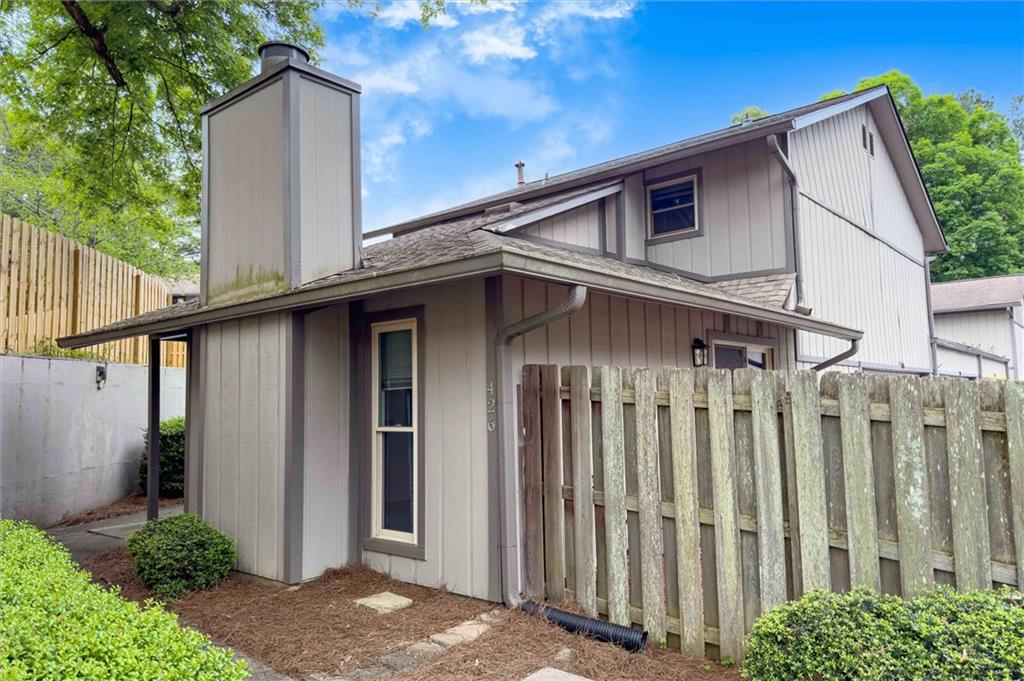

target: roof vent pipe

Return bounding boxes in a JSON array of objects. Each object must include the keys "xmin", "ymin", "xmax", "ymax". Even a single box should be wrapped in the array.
[
  {"xmin": 258, "ymin": 41, "xmax": 310, "ymax": 73},
  {"xmin": 515, "ymin": 161, "xmax": 526, "ymax": 186}
]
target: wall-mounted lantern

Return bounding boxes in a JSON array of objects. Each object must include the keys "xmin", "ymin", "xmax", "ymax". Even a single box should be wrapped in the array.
[
  {"xmin": 691, "ymin": 338, "xmax": 709, "ymax": 368},
  {"xmin": 96, "ymin": 364, "xmax": 107, "ymax": 390}
]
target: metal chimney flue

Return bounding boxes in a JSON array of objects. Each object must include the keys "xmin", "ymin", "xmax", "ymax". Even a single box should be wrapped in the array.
[
  {"xmin": 515, "ymin": 160, "xmax": 525, "ymax": 186},
  {"xmin": 258, "ymin": 41, "xmax": 310, "ymax": 73}
]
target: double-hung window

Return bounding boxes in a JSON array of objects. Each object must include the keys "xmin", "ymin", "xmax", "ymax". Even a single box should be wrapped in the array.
[
  {"xmin": 371, "ymin": 318, "xmax": 418, "ymax": 545},
  {"xmin": 647, "ymin": 174, "xmax": 700, "ymax": 239}
]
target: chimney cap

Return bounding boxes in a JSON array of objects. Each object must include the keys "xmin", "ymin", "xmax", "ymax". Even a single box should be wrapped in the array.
[{"xmin": 258, "ymin": 41, "xmax": 310, "ymax": 65}]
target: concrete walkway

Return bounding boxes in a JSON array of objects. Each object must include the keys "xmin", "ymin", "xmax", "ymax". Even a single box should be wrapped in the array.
[{"xmin": 48, "ymin": 503, "xmax": 183, "ymax": 563}]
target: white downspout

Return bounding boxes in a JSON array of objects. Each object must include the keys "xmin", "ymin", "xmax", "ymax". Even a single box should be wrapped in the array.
[{"xmin": 494, "ymin": 285, "xmax": 587, "ymax": 607}]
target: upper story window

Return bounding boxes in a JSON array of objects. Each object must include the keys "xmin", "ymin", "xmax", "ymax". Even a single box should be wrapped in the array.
[{"xmin": 647, "ymin": 174, "xmax": 700, "ymax": 240}]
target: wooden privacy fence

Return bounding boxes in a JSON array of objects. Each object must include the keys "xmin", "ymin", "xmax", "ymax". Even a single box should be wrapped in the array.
[
  {"xmin": 519, "ymin": 365, "xmax": 1024, "ymax": 661},
  {"xmin": 0, "ymin": 214, "xmax": 186, "ymax": 366}
]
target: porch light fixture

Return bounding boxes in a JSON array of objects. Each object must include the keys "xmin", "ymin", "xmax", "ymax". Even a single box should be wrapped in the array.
[
  {"xmin": 691, "ymin": 338, "xmax": 709, "ymax": 368},
  {"xmin": 96, "ymin": 364, "xmax": 107, "ymax": 390}
]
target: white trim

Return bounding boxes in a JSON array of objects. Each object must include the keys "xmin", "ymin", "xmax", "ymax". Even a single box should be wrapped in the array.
[
  {"xmin": 370, "ymin": 318, "xmax": 418, "ymax": 546},
  {"xmin": 645, "ymin": 175, "xmax": 700, "ymax": 240},
  {"xmin": 488, "ymin": 182, "xmax": 623, "ymax": 234},
  {"xmin": 791, "ymin": 88, "xmax": 887, "ymax": 130}
]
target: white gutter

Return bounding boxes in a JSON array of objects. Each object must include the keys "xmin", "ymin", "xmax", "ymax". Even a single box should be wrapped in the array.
[
  {"xmin": 766, "ymin": 134, "xmax": 811, "ymax": 316},
  {"xmin": 494, "ymin": 285, "xmax": 588, "ymax": 607}
]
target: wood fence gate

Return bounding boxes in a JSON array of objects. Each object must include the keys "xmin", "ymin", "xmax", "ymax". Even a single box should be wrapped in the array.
[{"xmin": 518, "ymin": 365, "xmax": 1024, "ymax": 661}]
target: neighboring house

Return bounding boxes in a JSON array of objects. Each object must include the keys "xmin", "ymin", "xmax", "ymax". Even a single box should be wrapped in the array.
[
  {"xmin": 930, "ymin": 274, "xmax": 1024, "ymax": 379},
  {"xmin": 59, "ymin": 43, "xmax": 945, "ymax": 603}
]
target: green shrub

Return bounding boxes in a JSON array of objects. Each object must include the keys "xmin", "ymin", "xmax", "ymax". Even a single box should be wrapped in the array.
[
  {"xmin": 743, "ymin": 586, "xmax": 1024, "ymax": 680},
  {"xmin": 0, "ymin": 520, "xmax": 248, "ymax": 679},
  {"xmin": 139, "ymin": 415, "xmax": 186, "ymax": 497},
  {"xmin": 126, "ymin": 513, "xmax": 235, "ymax": 600}
]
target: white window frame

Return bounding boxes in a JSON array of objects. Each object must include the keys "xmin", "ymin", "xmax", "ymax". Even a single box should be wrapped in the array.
[
  {"xmin": 646, "ymin": 174, "xmax": 700, "ymax": 240},
  {"xmin": 709, "ymin": 333, "xmax": 777, "ymax": 371},
  {"xmin": 370, "ymin": 318, "xmax": 418, "ymax": 546}
]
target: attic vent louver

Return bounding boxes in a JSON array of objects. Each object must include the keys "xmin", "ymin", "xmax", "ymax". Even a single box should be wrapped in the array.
[
  {"xmin": 869, "ymin": 131, "xmax": 875, "ymax": 157},
  {"xmin": 861, "ymin": 124, "xmax": 875, "ymax": 157}
]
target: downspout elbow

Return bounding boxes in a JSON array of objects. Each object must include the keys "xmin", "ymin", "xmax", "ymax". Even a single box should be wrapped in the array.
[
  {"xmin": 767, "ymin": 134, "xmax": 811, "ymax": 316},
  {"xmin": 812, "ymin": 338, "xmax": 860, "ymax": 372}
]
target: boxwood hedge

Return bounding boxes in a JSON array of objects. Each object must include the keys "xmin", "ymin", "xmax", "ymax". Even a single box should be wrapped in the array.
[
  {"xmin": 0, "ymin": 520, "xmax": 248, "ymax": 679},
  {"xmin": 743, "ymin": 586, "xmax": 1024, "ymax": 680},
  {"xmin": 126, "ymin": 513, "xmax": 236, "ymax": 600},
  {"xmin": 139, "ymin": 415, "xmax": 187, "ymax": 497}
]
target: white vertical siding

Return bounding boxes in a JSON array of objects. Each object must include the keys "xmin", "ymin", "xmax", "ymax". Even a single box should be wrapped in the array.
[
  {"xmin": 298, "ymin": 77, "xmax": 356, "ymax": 283},
  {"xmin": 790, "ymin": 106, "xmax": 873, "ymax": 230},
  {"xmin": 362, "ymin": 280, "xmax": 496, "ymax": 601},
  {"xmin": 640, "ymin": 139, "xmax": 788, "ymax": 277},
  {"xmin": 206, "ymin": 79, "xmax": 287, "ymax": 304},
  {"xmin": 525, "ymin": 202, "xmax": 601, "ymax": 250},
  {"xmin": 199, "ymin": 313, "xmax": 289, "ymax": 581},
  {"xmin": 796, "ymin": 197, "xmax": 931, "ymax": 371},
  {"xmin": 934, "ymin": 310, "xmax": 1014, "ymax": 360},
  {"xmin": 302, "ymin": 304, "xmax": 352, "ymax": 579},
  {"xmin": 868, "ymin": 110, "xmax": 924, "ymax": 257}
]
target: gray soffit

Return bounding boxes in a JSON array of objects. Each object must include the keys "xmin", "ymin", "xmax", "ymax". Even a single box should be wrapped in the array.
[
  {"xmin": 931, "ymin": 273, "xmax": 1024, "ymax": 313},
  {"xmin": 368, "ymin": 88, "xmax": 903, "ymax": 239}
]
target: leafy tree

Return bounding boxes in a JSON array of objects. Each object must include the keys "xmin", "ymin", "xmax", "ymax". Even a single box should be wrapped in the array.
[
  {"xmin": 0, "ymin": 1, "xmax": 459, "ymax": 276},
  {"xmin": 730, "ymin": 105, "xmax": 770, "ymax": 125},
  {"xmin": 823, "ymin": 70, "xmax": 1024, "ymax": 281}
]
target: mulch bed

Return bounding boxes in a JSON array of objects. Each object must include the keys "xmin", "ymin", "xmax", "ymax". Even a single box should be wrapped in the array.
[
  {"xmin": 50, "ymin": 494, "xmax": 181, "ymax": 528},
  {"xmin": 394, "ymin": 604, "xmax": 743, "ymax": 681},
  {"xmin": 79, "ymin": 548, "xmax": 492, "ymax": 678}
]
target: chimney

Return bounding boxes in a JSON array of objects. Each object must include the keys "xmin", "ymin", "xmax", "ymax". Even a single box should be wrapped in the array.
[
  {"xmin": 515, "ymin": 160, "xmax": 525, "ymax": 186},
  {"xmin": 199, "ymin": 42, "xmax": 363, "ymax": 306}
]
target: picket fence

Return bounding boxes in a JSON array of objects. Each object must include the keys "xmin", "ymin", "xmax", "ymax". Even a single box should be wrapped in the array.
[
  {"xmin": 519, "ymin": 365, "xmax": 1024, "ymax": 661},
  {"xmin": 0, "ymin": 214, "xmax": 186, "ymax": 366}
]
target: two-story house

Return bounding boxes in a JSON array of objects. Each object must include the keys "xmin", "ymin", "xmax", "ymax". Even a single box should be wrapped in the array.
[{"xmin": 59, "ymin": 44, "xmax": 945, "ymax": 604}]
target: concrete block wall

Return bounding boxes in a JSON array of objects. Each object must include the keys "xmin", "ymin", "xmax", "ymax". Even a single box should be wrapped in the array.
[{"xmin": 0, "ymin": 355, "xmax": 186, "ymax": 526}]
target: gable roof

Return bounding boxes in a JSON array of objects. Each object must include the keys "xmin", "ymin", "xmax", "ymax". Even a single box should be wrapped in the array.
[
  {"xmin": 59, "ymin": 186, "xmax": 861, "ymax": 350},
  {"xmin": 368, "ymin": 86, "xmax": 945, "ymax": 253},
  {"xmin": 931, "ymin": 273, "xmax": 1024, "ymax": 313}
]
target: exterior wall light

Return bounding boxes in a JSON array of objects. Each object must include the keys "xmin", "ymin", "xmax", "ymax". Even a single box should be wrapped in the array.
[
  {"xmin": 691, "ymin": 338, "xmax": 709, "ymax": 368},
  {"xmin": 96, "ymin": 364, "xmax": 107, "ymax": 390}
]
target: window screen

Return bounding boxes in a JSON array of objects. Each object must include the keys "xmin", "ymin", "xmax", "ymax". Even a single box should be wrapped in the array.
[{"xmin": 649, "ymin": 177, "xmax": 698, "ymax": 236}]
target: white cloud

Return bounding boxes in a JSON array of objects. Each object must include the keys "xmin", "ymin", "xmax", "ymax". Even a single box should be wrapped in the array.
[
  {"xmin": 460, "ymin": 21, "xmax": 537, "ymax": 64},
  {"xmin": 374, "ymin": 1, "xmax": 459, "ymax": 29},
  {"xmin": 365, "ymin": 116, "xmax": 434, "ymax": 182},
  {"xmin": 451, "ymin": 0, "xmax": 520, "ymax": 14},
  {"xmin": 532, "ymin": 1, "xmax": 637, "ymax": 44},
  {"xmin": 356, "ymin": 44, "xmax": 557, "ymax": 120}
]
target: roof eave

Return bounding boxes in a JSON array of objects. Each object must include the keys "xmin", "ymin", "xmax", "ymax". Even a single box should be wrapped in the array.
[{"xmin": 58, "ymin": 248, "xmax": 861, "ymax": 350}]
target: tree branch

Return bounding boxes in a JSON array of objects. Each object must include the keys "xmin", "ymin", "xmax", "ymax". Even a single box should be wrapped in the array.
[
  {"xmin": 146, "ymin": 0, "xmax": 183, "ymax": 17},
  {"xmin": 60, "ymin": 0, "xmax": 127, "ymax": 87}
]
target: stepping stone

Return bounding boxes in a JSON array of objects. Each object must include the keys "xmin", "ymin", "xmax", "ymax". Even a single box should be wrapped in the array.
[
  {"xmin": 523, "ymin": 668, "xmax": 591, "ymax": 681},
  {"xmin": 354, "ymin": 591, "xmax": 413, "ymax": 614}
]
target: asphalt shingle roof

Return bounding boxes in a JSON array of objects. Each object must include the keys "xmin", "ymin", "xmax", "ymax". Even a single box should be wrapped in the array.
[{"xmin": 931, "ymin": 274, "xmax": 1024, "ymax": 313}]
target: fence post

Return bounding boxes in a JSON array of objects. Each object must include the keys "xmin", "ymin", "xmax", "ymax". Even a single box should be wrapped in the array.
[
  {"xmin": 521, "ymin": 365, "xmax": 544, "ymax": 599},
  {"xmin": 0, "ymin": 214, "xmax": 10, "ymax": 352},
  {"xmin": 789, "ymin": 370, "xmax": 831, "ymax": 592},
  {"xmin": 749, "ymin": 369, "xmax": 787, "ymax": 611},
  {"xmin": 600, "ymin": 365, "xmax": 630, "ymax": 627},
  {"xmin": 1002, "ymin": 381, "xmax": 1024, "ymax": 582},
  {"xmin": 70, "ymin": 246, "xmax": 81, "ymax": 335}
]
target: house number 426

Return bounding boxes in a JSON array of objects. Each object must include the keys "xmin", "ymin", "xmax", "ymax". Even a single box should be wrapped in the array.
[{"xmin": 486, "ymin": 382, "xmax": 497, "ymax": 432}]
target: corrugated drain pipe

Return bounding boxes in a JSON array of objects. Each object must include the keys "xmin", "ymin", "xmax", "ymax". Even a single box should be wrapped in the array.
[
  {"xmin": 495, "ymin": 285, "xmax": 587, "ymax": 608},
  {"xmin": 767, "ymin": 134, "xmax": 811, "ymax": 316}
]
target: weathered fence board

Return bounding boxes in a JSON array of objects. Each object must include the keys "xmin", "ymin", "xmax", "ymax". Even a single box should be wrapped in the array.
[
  {"xmin": 0, "ymin": 214, "xmax": 186, "ymax": 366},
  {"xmin": 521, "ymin": 366, "xmax": 1022, "ymax": 662}
]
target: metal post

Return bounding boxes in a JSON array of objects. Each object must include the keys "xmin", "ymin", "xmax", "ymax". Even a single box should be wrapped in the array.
[{"xmin": 147, "ymin": 335, "xmax": 161, "ymax": 521}]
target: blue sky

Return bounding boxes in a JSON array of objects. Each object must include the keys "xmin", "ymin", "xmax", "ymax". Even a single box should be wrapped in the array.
[{"xmin": 317, "ymin": 1, "xmax": 1024, "ymax": 231}]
